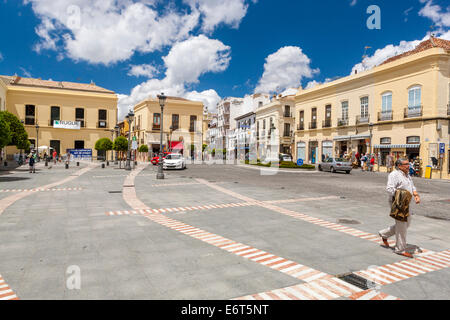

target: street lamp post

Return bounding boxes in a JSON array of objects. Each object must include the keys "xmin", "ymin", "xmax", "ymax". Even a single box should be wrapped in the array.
[
  {"xmin": 125, "ymin": 111, "xmax": 134, "ymax": 170},
  {"xmin": 114, "ymin": 125, "xmax": 119, "ymax": 164},
  {"xmin": 35, "ymin": 124, "xmax": 40, "ymax": 162},
  {"xmin": 157, "ymin": 93, "xmax": 167, "ymax": 180},
  {"xmin": 369, "ymin": 122, "xmax": 374, "ymax": 155}
]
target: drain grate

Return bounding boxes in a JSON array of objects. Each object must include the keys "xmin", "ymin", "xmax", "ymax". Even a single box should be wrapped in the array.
[
  {"xmin": 108, "ymin": 191, "xmax": 122, "ymax": 194},
  {"xmin": 336, "ymin": 273, "xmax": 370, "ymax": 290}
]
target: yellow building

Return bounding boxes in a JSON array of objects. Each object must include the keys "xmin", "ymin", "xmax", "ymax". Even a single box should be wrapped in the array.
[
  {"xmin": 2, "ymin": 75, "xmax": 118, "ymax": 159},
  {"xmin": 133, "ymin": 96, "xmax": 204, "ymax": 158},
  {"xmin": 294, "ymin": 37, "xmax": 450, "ymax": 179},
  {"xmin": 256, "ymin": 94, "xmax": 296, "ymax": 159}
]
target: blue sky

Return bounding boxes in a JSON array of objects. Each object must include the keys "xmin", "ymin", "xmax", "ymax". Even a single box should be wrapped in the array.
[{"xmin": 0, "ymin": 0, "xmax": 449, "ymax": 119}]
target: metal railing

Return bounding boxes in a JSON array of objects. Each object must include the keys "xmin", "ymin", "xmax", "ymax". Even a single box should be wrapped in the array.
[
  {"xmin": 297, "ymin": 124, "xmax": 304, "ymax": 131},
  {"xmin": 447, "ymin": 103, "xmax": 450, "ymax": 116},
  {"xmin": 404, "ymin": 106, "xmax": 422, "ymax": 118},
  {"xmin": 337, "ymin": 118, "xmax": 348, "ymax": 127},
  {"xmin": 152, "ymin": 124, "xmax": 161, "ymax": 131},
  {"xmin": 378, "ymin": 111, "xmax": 393, "ymax": 121},
  {"xmin": 322, "ymin": 119, "xmax": 332, "ymax": 128},
  {"xmin": 356, "ymin": 115, "xmax": 369, "ymax": 124},
  {"xmin": 25, "ymin": 116, "xmax": 35, "ymax": 125},
  {"xmin": 97, "ymin": 121, "xmax": 108, "ymax": 128},
  {"xmin": 283, "ymin": 112, "xmax": 293, "ymax": 118},
  {"xmin": 309, "ymin": 121, "xmax": 317, "ymax": 130}
]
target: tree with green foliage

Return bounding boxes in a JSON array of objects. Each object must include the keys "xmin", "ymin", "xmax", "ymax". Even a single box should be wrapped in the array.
[
  {"xmin": 0, "ymin": 113, "xmax": 12, "ymax": 149},
  {"xmin": 113, "ymin": 136, "xmax": 128, "ymax": 168},
  {"xmin": 138, "ymin": 145, "xmax": 148, "ymax": 153},
  {"xmin": 0, "ymin": 111, "xmax": 29, "ymax": 150},
  {"xmin": 95, "ymin": 137, "xmax": 113, "ymax": 161}
]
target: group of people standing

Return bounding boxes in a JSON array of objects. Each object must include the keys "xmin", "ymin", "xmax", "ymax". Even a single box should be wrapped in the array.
[{"xmin": 356, "ymin": 152, "xmax": 376, "ymax": 172}]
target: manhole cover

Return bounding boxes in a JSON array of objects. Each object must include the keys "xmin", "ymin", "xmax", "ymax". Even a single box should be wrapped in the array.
[
  {"xmin": 336, "ymin": 273, "xmax": 370, "ymax": 290},
  {"xmin": 108, "ymin": 191, "xmax": 122, "ymax": 194},
  {"xmin": 337, "ymin": 218, "xmax": 361, "ymax": 225}
]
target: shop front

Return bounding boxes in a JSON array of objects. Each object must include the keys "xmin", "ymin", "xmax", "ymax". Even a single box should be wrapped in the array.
[
  {"xmin": 309, "ymin": 141, "xmax": 319, "ymax": 164},
  {"xmin": 322, "ymin": 141, "xmax": 333, "ymax": 161},
  {"xmin": 333, "ymin": 136, "xmax": 350, "ymax": 158},
  {"xmin": 296, "ymin": 142, "xmax": 306, "ymax": 162}
]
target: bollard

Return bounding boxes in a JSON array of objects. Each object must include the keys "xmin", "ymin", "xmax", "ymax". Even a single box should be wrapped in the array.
[
  {"xmin": 65, "ymin": 163, "xmax": 69, "ymax": 169},
  {"xmin": 77, "ymin": 162, "xmax": 80, "ymax": 167},
  {"xmin": 4, "ymin": 161, "xmax": 7, "ymax": 167},
  {"xmin": 107, "ymin": 161, "xmax": 109, "ymax": 166},
  {"xmin": 102, "ymin": 163, "xmax": 105, "ymax": 169}
]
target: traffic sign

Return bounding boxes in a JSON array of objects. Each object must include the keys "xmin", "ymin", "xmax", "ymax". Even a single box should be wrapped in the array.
[
  {"xmin": 132, "ymin": 141, "xmax": 138, "ymax": 150},
  {"xmin": 439, "ymin": 143, "xmax": 445, "ymax": 154},
  {"xmin": 132, "ymin": 136, "xmax": 137, "ymax": 141},
  {"xmin": 297, "ymin": 159, "xmax": 304, "ymax": 166}
]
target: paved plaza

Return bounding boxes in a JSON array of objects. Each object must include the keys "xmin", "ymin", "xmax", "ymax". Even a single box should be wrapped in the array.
[{"xmin": 0, "ymin": 161, "xmax": 449, "ymax": 300}]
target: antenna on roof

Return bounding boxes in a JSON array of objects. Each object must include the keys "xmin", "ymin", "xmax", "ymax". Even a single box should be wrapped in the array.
[
  {"xmin": 361, "ymin": 46, "xmax": 372, "ymax": 71},
  {"xmin": 90, "ymin": 80, "xmax": 95, "ymax": 85},
  {"xmin": 429, "ymin": 25, "xmax": 437, "ymax": 47}
]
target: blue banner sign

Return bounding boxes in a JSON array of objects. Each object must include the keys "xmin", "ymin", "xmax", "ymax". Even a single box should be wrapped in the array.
[
  {"xmin": 68, "ymin": 149, "xmax": 92, "ymax": 160},
  {"xmin": 297, "ymin": 159, "xmax": 304, "ymax": 166},
  {"xmin": 439, "ymin": 143, "xmax": 445, "ymax": 154}
]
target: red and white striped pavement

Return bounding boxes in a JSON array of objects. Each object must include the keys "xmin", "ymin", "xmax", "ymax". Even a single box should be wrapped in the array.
[
  {"xmin": 145, "ymin": 213, "xmax": 330, "ymax": 283},
  {"xmin": 0, "ymin": 187, "xmax": 83, "ymax": 193},
  {"xmin": 0, "ymin": 275, "xmax": 18, "ymax": 300},
  {"xmin": 354, "ymin": 250, "xmax": 450, "ymax": 286}
]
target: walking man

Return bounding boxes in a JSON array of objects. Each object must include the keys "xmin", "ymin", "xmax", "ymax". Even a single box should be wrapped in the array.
[
  {"xmin": 386, "ymin": 153, "xmax": 394, "ymax": 173},
  {"xmin": 378, "ymin": 158, "xmax": 420, "ymax": 258}
]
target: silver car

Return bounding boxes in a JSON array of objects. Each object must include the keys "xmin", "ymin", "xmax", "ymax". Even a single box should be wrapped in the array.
[{"xmin": 319, "ymin": 157, "xmax": 352, "ymax": 174}]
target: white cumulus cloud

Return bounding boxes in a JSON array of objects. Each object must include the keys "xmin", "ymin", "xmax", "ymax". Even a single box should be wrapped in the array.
[
  {"xmin": 25, "ymin": 0, "xmax": 200, "ymax": 65},
  {"xmin": 127, "ymin": 64, "xmax": 159, "ymax": 78},
  {"xmin": 118, "ymin": 35, "xmax": 231, "ymax": 120},
  {"xmin": 255, "ymin": 46, "xmax": 319, "ymax": 94},
  {"xmin": 419, "ymin": 0, "xmax": 450, "ymax": 27},
  {"xmin": 184, "ymin": 0, "xmax": 249, "ymax": 32}
]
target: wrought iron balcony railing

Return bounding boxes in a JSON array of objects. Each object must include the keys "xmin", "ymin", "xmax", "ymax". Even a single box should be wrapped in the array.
[
  {"xmin": 356, "ymin": 115, "xmax": 369, "ymax": 124},
  {"xmin": 337, "ymin": 118, "xmax": 349, "ymax": 127},
  {"xmin": 378, "ymin": 111, "xmax": 393, "ymax": 121},
  {"xmin": 297, "ymin": 124, "xmax": 304, "ymax": 131},
  {"xmin": 309, "ymin": 121, "xmax": 317, "ymax": 130},
  {"xmin": 322, "ymin": 119, "xmax": 332, "ymax": 128},
  {"xmin": 404, "ymin": 106, "xmax": 422, "ymax": 118}
]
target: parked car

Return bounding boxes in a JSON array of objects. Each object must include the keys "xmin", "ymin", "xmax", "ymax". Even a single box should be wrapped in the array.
[
  {"xmin": 318, "ymin": 157, "xmax": 352, "ymax": 174},
  {"xmin": 279, "ymin": 153, "xmax": 293, "ymax": 162},
  {"xmin": 151, "ymin": 152, "xmax": 169, "ymax": 166},
  {"xmin": 163, "ymin": 153, "xmax": 186, "ymax": 170}
]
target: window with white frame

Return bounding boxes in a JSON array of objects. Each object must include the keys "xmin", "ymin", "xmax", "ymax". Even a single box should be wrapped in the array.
[
  {"xmin": 382, "ymin": 92, "xmax": 392, "ymax": 113},
  {"xmin": 341, "ymin": 101, "xmax": 348, "ymax": 119},
  {"xmin": 408, "ymin": 86, "xmax": 421, "ymax": 109},
  {"xmin": 360, "ymin": 96, "xmax": 369, "ymax": 118}
]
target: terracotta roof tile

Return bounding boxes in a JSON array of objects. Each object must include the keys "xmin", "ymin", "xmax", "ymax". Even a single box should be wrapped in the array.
[{"xmin": 381, "ymin": 37, "xmax": 450, "ymax": 65}]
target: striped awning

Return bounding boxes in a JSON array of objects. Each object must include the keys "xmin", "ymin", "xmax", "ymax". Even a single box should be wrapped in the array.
[{"xmin": 374, "ymin": 144, "xmax": 421, "ymax": 149}]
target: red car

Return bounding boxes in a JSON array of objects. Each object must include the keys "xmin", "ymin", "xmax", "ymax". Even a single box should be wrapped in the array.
[{"xmin": 151, "ymin": 152, "xmax": 169, "ymax": 165}]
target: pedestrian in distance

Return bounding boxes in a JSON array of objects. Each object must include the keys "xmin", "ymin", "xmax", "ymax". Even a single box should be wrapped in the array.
[
  {"xmin": 386, "ymin": 153, "xmax": 394, "ymax": 173},
  {"xmin": 369, "ymin": 154, "xmax": 375, "ymax": 172},
  {"xmin": 378, "ymin": 158, "xmax": 420, "ymax": 258},
  {"xmin": 53, "ymin": 150, "xmax": 57, "ymax": 164},
  {"xmin": 360, "ymin": 153, "xmax": 367, "ymax": 171},
  {"xmin": 29, "ymin": 152, "xmax": 36, "ymax": 173}
]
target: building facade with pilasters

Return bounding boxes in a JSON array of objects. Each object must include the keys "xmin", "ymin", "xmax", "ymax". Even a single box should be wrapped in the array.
[{"xmin": 294, "ymin": 37, "xmax": 450, "ymax": 179}]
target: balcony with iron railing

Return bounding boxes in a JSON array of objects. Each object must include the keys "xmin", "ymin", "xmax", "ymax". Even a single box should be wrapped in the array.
[
  {"xmin": 152, "ymin": 124, "xmax": 161, "ymax": 131},
  {"xmin": 297, "ymin": 123, "xmax": 304, "ymax": 131},
  {"xmin": 309, "ymin": 121, "xmax": 317, "ymax": 130},
  {"xmin": 76, "ymin": 119, "xmax": 86, "ymax": 128},
  {"xmin": 25, "ymin": 116, "xmax": 35, "ymax": 125},
  {"xmin": 447, "ymin": 103, "xmax": 450, "ymax": 116},
  {"xmin": 337, "ymin": 118, "xmax": 349, "ymax": 127},
  {"xmin": 404, "ymin": 106, "xmax": 422, "ymax": 118},
  {"xmin": 283, "ymin": 111, "xmax": 293, "ymax": 118},
  {"xmin": 322, "ymin": 119, "xmax": 332, "ymax": 128},
  {"xmin": 97, "ymin": 120, "xmax": 108, "ymax": 128},
  {"xmin": 378, "ymin": 111, "xmax": 393, "ymax": 121},
  {"xmin": 356, "ymin": 115, "xmax": 369, "ymax": 125}
]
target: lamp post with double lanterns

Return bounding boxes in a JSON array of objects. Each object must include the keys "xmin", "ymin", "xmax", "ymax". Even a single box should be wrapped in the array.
[
  {"xmin": 35, "ymin": 123, "xmax": 40, "ymax": 162},
  {"xmin": 157, "ymin": 93, "xmax": 167, "ymax": 180},
  {"xmin": 114, "ymin": 125, "xmax": 119, "ymax": 164},
  {"xmin": 125, "ymin": 110, "xmax": 134, "ymax": 171}
]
